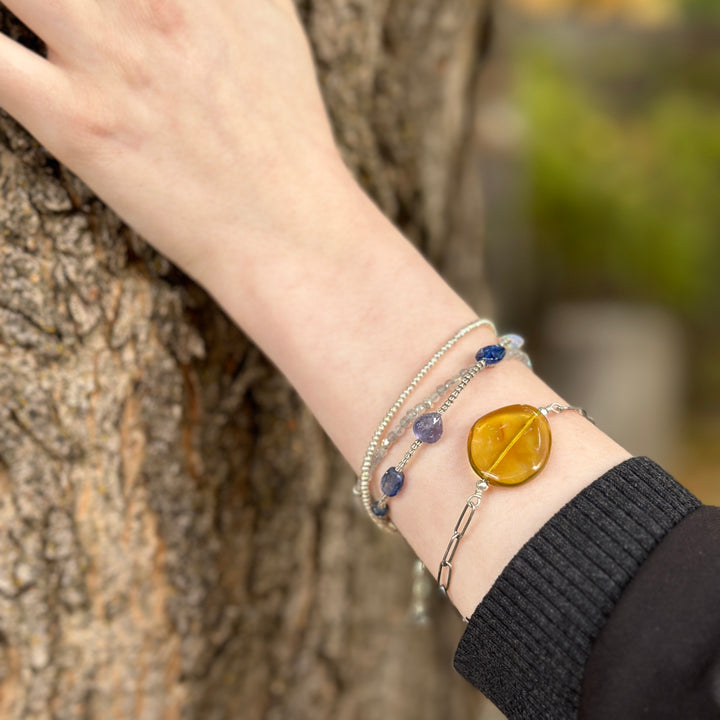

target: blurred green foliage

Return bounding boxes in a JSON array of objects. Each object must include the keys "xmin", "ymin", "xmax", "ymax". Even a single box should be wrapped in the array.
[
  {"xmin": 514, "ymin": 30, "xmax": 720, "ymax": 323},
  {"xmin": 683, "ymin": 0, "xmax": 720, "ymax": 19}
]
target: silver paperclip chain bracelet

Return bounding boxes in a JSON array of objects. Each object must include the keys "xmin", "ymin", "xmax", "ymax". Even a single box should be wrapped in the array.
[{"xmin": 437, "ymin": 403, "xmax": 593, "ymax": 607}]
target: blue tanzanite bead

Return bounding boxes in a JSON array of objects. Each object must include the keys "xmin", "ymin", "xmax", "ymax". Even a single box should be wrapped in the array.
[
  {"xmin": 475, "ymin": 344, "xmax": 506, "ymax": 365},
  {"xmin": 372, "ymin": 500, "xmax": 389, "ymax": 517},
  {"xmin": 413, "ymin": 412, "xmax": 443, "ymax": 444},
  {"xmin": 381, "ymin": 467, "xmax": 405, "ymax": 497}
]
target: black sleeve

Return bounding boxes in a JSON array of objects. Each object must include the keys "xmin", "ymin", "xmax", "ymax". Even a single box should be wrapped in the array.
[
  {"xmin": 579, "ymin": 504, "xmax": 720, "ymax": 720},
  {"xmin": 452, "ymin": 457, "xmax": 714, "ymax": 720}
]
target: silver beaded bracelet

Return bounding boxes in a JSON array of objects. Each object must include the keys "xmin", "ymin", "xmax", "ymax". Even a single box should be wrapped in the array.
[
  {"xmin": 369, "ymin": 335, "xmax": 528, "ymax": 526},
  {"xmin": 369, "ymin": 337, "xmax": 532, "ymax": 474},
  {"xmin": 355, "ymin": 319, "xmax": 496, "ymax": 533}
]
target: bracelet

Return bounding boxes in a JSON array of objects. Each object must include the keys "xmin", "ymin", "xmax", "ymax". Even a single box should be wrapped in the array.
[
  {"xmin": 437, "ymin": 402, "xmax": 593, "ymax": 599},
  {"xmin": 355, "ymin": 319, "xmax": 496, "ymax": 532},
  {"xmin": 369, "ymin": 337, "xmax": 532, "ymax": 473},
  {"xmin": 369, "ymin": 335, "xmax": 529, "ymax": 527}
]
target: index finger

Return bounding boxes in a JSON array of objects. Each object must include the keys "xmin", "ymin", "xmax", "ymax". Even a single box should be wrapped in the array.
[
  {"xmin": 0, "ymin": 31, "xmax": 67, "ymax": 145},
  {"xmin": 1, "ymin": 0, "xmax": 90, "ymax": 55}
]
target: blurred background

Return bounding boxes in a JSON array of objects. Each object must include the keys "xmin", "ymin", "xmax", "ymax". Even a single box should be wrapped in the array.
[{"xmin": 475, "ymin": 0, "xmax": 720, "ymax": 511}]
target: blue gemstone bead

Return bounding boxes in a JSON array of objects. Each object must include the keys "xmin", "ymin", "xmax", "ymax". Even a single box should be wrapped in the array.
[
  {"xmin": 372, "ymin": 501, "xmax": 389, "ymax": 517},
  {"xmin": 413, "ymin": 412, "xmax": 443, "ymax": 443},
  {"xmin": 475, "ymin": 344, "xmax": 506, "ymax": 365},
  {"xmin": 381, "ymin": 467, "xmax": 405, "ymax": 497}
]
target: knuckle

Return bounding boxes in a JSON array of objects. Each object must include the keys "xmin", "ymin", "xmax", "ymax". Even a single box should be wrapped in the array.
[
  {"xmin": 58, "ymin": 93, "xmax": 121, "ymax": 161},
  {"xmin": 133, "ymin": 0, "xmax": 188, "ymax": 37}
]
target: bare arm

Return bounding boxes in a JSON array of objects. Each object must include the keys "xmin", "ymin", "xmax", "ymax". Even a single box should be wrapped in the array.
[{"xmin": 0, "ymin": 0, "xmax": 630, "ymax": 618}]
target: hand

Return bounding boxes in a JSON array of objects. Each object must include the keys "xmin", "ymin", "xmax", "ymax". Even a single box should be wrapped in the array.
[{"xmin": 0, "ymin": 0, "xmax": 348, "ymax": 283}]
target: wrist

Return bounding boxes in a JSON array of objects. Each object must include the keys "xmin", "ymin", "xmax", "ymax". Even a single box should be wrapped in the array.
[
  {"xmin": 199, "ymin": 166, "xmax": 482, "ymax": 465},
  {"xmin": 186, "ymin": 146, "xmax": 356, "ymax": 292}
]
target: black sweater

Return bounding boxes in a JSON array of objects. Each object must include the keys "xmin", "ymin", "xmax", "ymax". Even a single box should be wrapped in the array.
[{"xmin": 452, "ymin": 457, "xmax": 720, "ymax": 719}]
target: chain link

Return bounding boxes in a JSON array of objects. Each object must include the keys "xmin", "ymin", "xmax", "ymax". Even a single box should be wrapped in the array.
[
  {"xmin": 539, "ymin": 402, "xmax": 595, "ymax": 424},
  {"xmin": 396, "ymin": 439, "xmax": 423, "ymax": 472},
  {"xmin": 437, "ymin": 481, "xmax": 488, "ymax": 595}
]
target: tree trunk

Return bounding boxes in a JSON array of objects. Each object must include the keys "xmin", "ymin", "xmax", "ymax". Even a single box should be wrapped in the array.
[{"xmin": 0, "ymin": 2, "xmax": 497, "ymax": 718}]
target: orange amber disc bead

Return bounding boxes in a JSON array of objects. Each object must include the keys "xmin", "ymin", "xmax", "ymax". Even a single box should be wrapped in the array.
[{"xmin": 467, "ymin": 404, "xmax": 552, "ymax": 487}]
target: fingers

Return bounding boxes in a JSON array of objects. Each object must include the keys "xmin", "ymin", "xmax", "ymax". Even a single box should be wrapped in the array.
[
  {"xmin": 1, "ymin": 1, "xmax": 93, "ymax": 56},
  {"xmin": 0, "ymin": 32, "xmax": 67, "ymax": 142}
]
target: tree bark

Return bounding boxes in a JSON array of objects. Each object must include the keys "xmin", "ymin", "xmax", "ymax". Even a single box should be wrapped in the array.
[{"xmin": 0, "ymin": 2, "xmax": 497, "ymax": 718}]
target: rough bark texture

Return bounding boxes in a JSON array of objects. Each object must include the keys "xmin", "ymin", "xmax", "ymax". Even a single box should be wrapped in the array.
[{"xmin": 0, "ymin": 2, "xmax": 497, "ymax": 719}]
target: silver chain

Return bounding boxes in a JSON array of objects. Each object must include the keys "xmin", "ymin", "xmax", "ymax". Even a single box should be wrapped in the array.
[
  {"xmin": 437, "ymin": 479, "xmax": 489, "ymax": 596},
  {"xmin": 370, "ymin": 361, "xmax": 489, "ymax": 515},
  {"xmin": 369, "ymin": 344, "xmax": 530, "ymax": 472},
  {"xmin": 539, "ymin": 402, "xmax": 594, "ymax": 423},
  {"xmin": 369, "ymin": 339, "xmax": 528, "ymax": 524},
  {"xmin": 355, "ymin": 319, "xmax": 496, "ymax": 533},
  {"xmin": 394, "ymin": 362, "xmax": 486, "ymax": 473}
]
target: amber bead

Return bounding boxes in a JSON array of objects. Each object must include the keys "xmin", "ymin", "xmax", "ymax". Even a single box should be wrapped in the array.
[{"xmin": 467, "ymin": 404, "xmax": 551, "ymax": 487}]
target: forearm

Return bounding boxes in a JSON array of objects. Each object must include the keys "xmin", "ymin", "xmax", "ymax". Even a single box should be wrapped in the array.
[{"xmin": 204, "ymin": 168, "xmax": 632, "ymax": 617}]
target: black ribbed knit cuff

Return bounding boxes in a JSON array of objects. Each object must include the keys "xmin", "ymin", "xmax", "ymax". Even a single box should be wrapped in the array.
[{"xmin": 452, "ymin": 457, "xmax": 701, "ymax": 720}]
